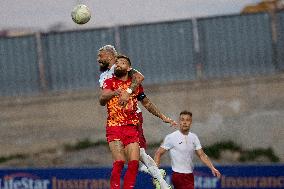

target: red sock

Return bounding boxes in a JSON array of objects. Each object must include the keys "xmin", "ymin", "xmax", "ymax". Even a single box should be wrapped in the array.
[
  {"xmin": 123, "ymin": 160, "xmax": 139, "ymax": 189},
  {"xmin": 111, "ymin": 160, "xmax": 125, "ymax": 189}
]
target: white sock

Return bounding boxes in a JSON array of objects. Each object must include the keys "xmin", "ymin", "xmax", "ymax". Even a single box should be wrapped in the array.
[
  {"xmin": 148, "ymin": 166, "xmax": 169, "ymax": 189},
  {"xmin": 139, "ymin": 161, "xmax": 150, "ymax": 174},
  {"xmin": 140, "ymin": 148, "xmax": 170, "ymax": 189}
]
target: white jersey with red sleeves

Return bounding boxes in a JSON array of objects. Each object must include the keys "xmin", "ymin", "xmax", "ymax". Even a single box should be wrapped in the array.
[
  {"xmin": 161, "ymin": 130, "xmax": 202, "ymax": 174},
  {"xmin": 99, "ymin": 65, "xmax": 142, "ymax": 113}
]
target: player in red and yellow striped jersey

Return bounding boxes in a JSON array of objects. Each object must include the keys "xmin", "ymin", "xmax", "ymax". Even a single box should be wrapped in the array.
[{"xmin": 100, "ymin": 55, "xmax": 142, "ymax": 189}]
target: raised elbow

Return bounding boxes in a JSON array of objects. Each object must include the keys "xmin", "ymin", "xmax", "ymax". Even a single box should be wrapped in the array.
[{"xmin": 134, "ymin": 72, "xmax": 144, "ymax": 83}]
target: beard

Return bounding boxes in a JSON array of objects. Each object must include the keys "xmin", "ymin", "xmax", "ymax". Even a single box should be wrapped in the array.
[
  {"xmin": 114, "ymin": 69, "xmax": 128, "ymax": 78},
  {"xmin": 99, "ymin": 61, "xmax": 109, "ymax": 72}
]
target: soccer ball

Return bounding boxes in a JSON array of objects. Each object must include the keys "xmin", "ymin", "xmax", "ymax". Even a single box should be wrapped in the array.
[{"xmin": 71, "ymin": 4, "xmax": 91, "ymax": 25}]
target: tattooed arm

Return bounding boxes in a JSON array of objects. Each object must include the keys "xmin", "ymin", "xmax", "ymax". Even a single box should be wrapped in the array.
[
  {"xmin": 128, "ymin": 69, "xmax": 144, "ymax": 92},
  {"xmin": 140, "ymin": 96, "xmax": 177, "ymax": 126},
  {"xmin": 119, "ymin": 69, "xmax": 144, "ymax": 106}
]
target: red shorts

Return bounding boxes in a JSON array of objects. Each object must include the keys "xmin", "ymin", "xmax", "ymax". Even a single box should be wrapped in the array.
[
  {"xmin": 137, "ymin": 112, "xmax": 147, "ymax": 149},
  {"xmin": 172, "ymin": 172, "xmax": 194, "ymax": 189},
  {"xmin": 106, "ymin": 125, "xmax": 139, "ymax": 146}
]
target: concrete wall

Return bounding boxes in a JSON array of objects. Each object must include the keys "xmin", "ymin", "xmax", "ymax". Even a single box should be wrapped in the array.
[{"xmin": 0, "ymin": 73, "xmax": 283, "ymax": 161}]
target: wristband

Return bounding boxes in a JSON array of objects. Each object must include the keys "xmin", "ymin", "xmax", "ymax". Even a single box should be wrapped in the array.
[{"xmin": 126, "ymin": 88, "xmax": 133, "ymax": 94}]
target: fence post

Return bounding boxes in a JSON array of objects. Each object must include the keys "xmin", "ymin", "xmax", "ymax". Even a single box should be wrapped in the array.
[
  {"xmin": 192, "ymin": 18, "xmax": 203, "ymax": 79},
  {"xmin": 269, "ymin": 11, "xmax": 280, "ymax": 71},
  {"xmin": 35, "ymin": 32, "xmax": 48, "ymax": 92},
  {"xmin": 114, "ymin": 26, "xmax": 121, "ymax": 52}
]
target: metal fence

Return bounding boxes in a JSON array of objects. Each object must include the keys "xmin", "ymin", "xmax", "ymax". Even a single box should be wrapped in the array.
[
  {"xmin": 41, "ymin": 28, "xmax": 115, "ymax": 91},
  {"xmin": 119, "ymin": 20, "xmax": 196, "ymax": 85},
  {"xmin": 276, "ymin": 11, "xmax": 284, "ymax": 71},
  {"xmin": 198, "ymin": 13, "xmax": 275, "ymax": 79},
  {"xmin": 0, "ymin": 12, "xmax": 283, "ymax": 96},
  {"xmin": 0, "ymin": 35, "xmax": 40, "ymax": 96}
]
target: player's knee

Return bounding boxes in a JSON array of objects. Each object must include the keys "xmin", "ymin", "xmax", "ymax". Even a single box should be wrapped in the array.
[
  {"xmin": 139, "ymin": 149, "xmax": 148, "ymax": 160},
  {"xmin": 112, "ymin": 153, "xmax": 126, "ymax": 162},
  {"xmin": 146, "ymin": 154, "xmax": 156, "ymax": 165}
]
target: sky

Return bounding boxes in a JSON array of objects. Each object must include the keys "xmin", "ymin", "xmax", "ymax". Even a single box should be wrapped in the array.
[{"xmin": 0, "ymin": 0, "xmax": 261, "ymax": 31}]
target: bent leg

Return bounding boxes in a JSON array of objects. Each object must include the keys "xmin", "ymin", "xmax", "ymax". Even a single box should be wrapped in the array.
[{"xmin": 140, "ymin": 148, "xmax": 170, "ymax": 189}]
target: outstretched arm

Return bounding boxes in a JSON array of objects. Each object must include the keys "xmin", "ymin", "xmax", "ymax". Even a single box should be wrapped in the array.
[
  {"xmin": 119, "ymin": 69, "xmax": 144, "ymax": 106},
  {"xmin": 195, "ymin": 149, "xmax": 221, "ymax": 178},
  {"xmin": 99, "ymin": 88, "xmax": 120, "ymax": 106},
  {"xmin": 141, "ymin": 96, "xmax": 177, "ymax": 127},
  {"xmin": 154, "ymin": 147, "xmax": 167, "ymax": 167}
]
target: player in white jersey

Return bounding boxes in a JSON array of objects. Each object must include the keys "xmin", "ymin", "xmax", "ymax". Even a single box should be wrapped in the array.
[
  {"xmin": 154, "ymin": 111, "xmax": 221, "ymax": 189},
  {"xmin": 98, "ymin": 45, "xmax": 176, "ymax": 189}
]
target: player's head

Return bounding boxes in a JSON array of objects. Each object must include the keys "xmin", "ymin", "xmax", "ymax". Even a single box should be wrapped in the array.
[
  {"xmin": 114, "ymin": 54, "xmax": 132, "ymax": 78},
  {"xmin": 97, "ymin": 45, "xmax": 118, "ymax": 72},
  {"xmin": 179, "ymin": 110, "xmax": 192, "ymax": 132}
]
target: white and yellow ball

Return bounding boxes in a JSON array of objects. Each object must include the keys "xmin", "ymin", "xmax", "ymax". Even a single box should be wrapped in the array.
[{"xmin": 71, "ymin": 4, "xmax": 91, "ymax": 25}]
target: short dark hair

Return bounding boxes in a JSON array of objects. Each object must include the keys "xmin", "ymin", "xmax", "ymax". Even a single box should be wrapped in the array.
[
  {"xmin": 116, "ymin": 54, "xmax": 131, "ymax": 66},
  {"xmin": 180, "ymin": 110, "xmax": 192, "ymax": 117}
]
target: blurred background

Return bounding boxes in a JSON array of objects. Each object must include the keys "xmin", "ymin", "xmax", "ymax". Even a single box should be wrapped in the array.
[{"xmin": 0, "ymin": 0, "xmax": 284, "ymax": 188}]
